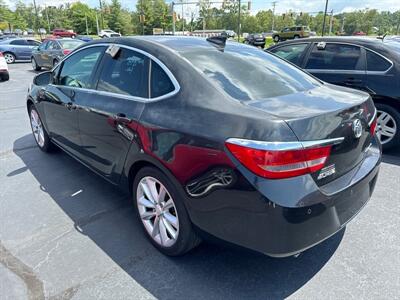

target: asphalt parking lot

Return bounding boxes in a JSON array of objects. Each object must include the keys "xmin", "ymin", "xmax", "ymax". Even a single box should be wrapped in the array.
[{"xmin": 1, "ymin": 63, "xmax": 399, "ymax": 300}]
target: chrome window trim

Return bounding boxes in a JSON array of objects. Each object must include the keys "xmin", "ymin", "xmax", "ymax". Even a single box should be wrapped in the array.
[
  {"xmin": 226, "ymin": 137, "xmax": 344, "ymax": 151},
  {"xmin": 50, "ymin": 43, "xmax": 181, "ymax": 102},
  {"xmin": 305, "ymin": 41, "xmax": 394, "ymax": 74}
]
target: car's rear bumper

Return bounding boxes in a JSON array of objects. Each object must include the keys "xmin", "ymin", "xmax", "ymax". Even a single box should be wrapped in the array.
[{"xmin": 185, "ymin": 138, "xmax": 381, "ymax": 257}]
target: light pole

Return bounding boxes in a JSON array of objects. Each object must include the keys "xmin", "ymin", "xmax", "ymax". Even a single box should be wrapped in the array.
[
  {"xmin": 32, "ymin": 0, "xmax": 42, "ymax": 39},
  {"xmin": 271, "ymin": 1, "xmax": 276, "ymax": 31},
  {"xmin": 237, "ymin": 0, "xmax": 241, "ymax": 41},
  {"xmin": 321, "ymin": 0, "xmax": 329, "ymax": 36}
]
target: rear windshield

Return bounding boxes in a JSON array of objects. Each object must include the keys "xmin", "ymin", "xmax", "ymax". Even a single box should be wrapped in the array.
[
  {"xmin": 59, "ymin": 40, "xmax": 84, "ymax": 49},
  {"xmin": 181, "ymin": 44, "xmax": 320, "ymax": 101}
]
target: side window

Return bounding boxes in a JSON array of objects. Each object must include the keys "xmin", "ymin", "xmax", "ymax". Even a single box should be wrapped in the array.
[
  {"xmin": 270, "ymin": 43, "xmax": 308, "ymax": 65},
  {"xmin": 150, "ymin": 61, "xmax": 175, "ymax": 98},
  {"xmin": 97, "ymin": 48, "xmax": 149, "ymax": 98},
  {"xmin": 27, "ymin": 40, "xmax": 41, "ymax": 46},
  {"xmin": 10, "ymin": 39, "xmax": 27, "ymax": 46},
  {"xmin": 38, "ymin": 41, "xmax": 48, "ymax": 50},
  {"xmin": 366, "ymin": 50, "xmax": 391, "ymax": 72},
  {"xmin": 305, "ymin": 43, "xmax": 363, "ymax": 70},
  {"xmin": 59, "ymin": 46, "xmax": 105, "ymax": 88}
]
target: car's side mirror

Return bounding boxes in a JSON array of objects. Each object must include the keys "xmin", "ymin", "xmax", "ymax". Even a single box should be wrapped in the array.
[{"xmin": 33, "ymin": 71, "xmax": 52, "ymax": 86}]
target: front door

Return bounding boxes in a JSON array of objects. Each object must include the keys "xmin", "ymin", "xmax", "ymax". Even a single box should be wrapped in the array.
[
  {"xmin": 304, "ymin": 42, "xmax": 367, "ymax": 91},
  {"xmin": 77, "ymin": 46, "xmax": 149, "ymax": 183},
  {"xmin": 42, "ymin": 46, "xmax": 106, "ymax": 157}
]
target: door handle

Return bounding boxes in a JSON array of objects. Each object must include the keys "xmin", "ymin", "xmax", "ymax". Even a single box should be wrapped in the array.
[
  {"xmin": 345, "ymin": 78, "xmax": 362, "ymax": 84},
  {"xmin": 113, "ymin": 113, "xmax": 132, "ymax": 124}
]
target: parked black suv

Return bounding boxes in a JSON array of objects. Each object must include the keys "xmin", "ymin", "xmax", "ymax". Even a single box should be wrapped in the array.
[
  {"xmin": 268, "ymin": 37, "xmax": 400, "ymax": 150},
  {"xmin": 244, "ymin": 33, "xmax": 266, "ymax": 48}
]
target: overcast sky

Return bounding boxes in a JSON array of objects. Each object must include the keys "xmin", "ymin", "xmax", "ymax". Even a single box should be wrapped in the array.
[{"xmin": 6, "ymin": 0, "xmax": 400, "ymax": 15}]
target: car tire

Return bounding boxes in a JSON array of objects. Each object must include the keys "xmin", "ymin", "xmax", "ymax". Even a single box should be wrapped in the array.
[
  {"xmin": 31, "ymin": 57, "xmax": 41, "ymax": 71},
  {"xmin": 133, "ymin": 166, "xmax": 201, "ymax": 256},
  {"xmin": 102, "ymin": 35, "xmax": 107, "ymax": 38},
  {"xmin": 260, "ymin": 43, "xmax": 266, "ymax": 49},
  {"xmin": 71, "ymin": 34, "xmax": 76, "ymax": 39},
  {"xmin": 294, "ymin": 35, "xmax": 300, "ymax": 39},
  {"xmin": 29, "ymin": 105, "xmax": 55, "ymax": 152},
  {"xmin": 273, "ymin": 35, "xmax": 280, "ymax": 42},
  {"xmin": 4, "ymin": 52, "xmax": 15, "ymax": 64},
  {"xmin": 1, "ymin": 73, "xmax": 9, "ymax": 81},
  {"xmin": 375, "ymin": 103, "xmax": 400, "ymax": 150}
]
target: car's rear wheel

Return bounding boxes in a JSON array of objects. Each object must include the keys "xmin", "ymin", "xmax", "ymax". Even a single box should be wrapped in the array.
[
  {"xmin": 31, "ymin": 57, "xmax": 41, "ymax": 71},
  {"xmin": 71, "ymin": 34, "xmax": 76, "ymax": 38},
  {"xmin": 29, "ymin": 105, "xmax": 54, "ymax": 152},
  {"xmin": 375, "ymin": 103, "xmax": 399, "ymax": 150},
  {"xmin": 133, "ymin": 167, "xmax": 201, "ymax": 256},
  {"xmin": 0, "ymin": 73, "xmax": 9, "ymax": 81},
  {"xmin": 294, "ymin": 35, "xmax": 300, "ymax": 39},
  {"xmin": 4, "ymin": 52, "xmax": 15, "ymax": 64},
  {"xmin": 273, "ymin": 35, "xmax": 280, "ymax": 42}
]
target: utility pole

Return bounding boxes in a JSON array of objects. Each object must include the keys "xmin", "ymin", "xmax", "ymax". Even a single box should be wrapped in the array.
[
  {"xmin": 328, "ymin": 9, "xmax": 333, "ymax": 35},
  {"xmin": 181, "ymin": 0, "xmax": 185, "ymax": 33},
  {"xmin": 172, "ymin": 2, "xmax": 176, "ymax": 35},
  {"xmin": 271, "ymin": 1, "xmax": 277, "ymax": 31},
  {"xmin": 96, "ymin": 13, "xmax": 100, "ymax": 36},
  {"xmin": 321, "ymin": 0, "xmax": 329, "ymax": 36},
  {"xmin": 32, "ymin": 0, "xmax": 42, "ymax": 40},
  {"xmin": 44, "ymin": 5, "xmax": 51, "ymax": 33},
  {"xmin": 237, "ymin": 0, "xmax": 241, "ymax": 41},
  {"xmin": 85, "ymin": 14, "xmax": 89, "ymax": 36},
  {"xmin": 141, "ymin": 0, "xmax": 145, "ymax": 35},
  {"xmin": 341, "ymin": 15, "xmax": 345, "ymax": 34},
  {"xmin": 98, "ymin": 0, "xmax": 104, "ymax": 29}
]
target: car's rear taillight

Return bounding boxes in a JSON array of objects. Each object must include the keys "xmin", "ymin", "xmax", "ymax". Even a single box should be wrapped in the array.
[
  {"xmin": 369, "ymin": 116, "xmax": 377, "ymax": 136},
  {"xmin": 63, "ymin": 49, "xmax": 71, "ymax": 55},
  {"xmin": 0, "ymin": 52, "xmax": 3, "ymax": 57},
  {"xmin": 225, "ymin": 139, "xmax": 338, "ymax": 179}
]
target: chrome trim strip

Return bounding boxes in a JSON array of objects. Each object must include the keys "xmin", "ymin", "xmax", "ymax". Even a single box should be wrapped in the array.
[
  {"xmin": 368, "ymin": 108, "xmax": 377, "ymax": 126},
  {"xmin": 50, "ymin": 42, "xmax": 181, "ymax": 102},
  {"xmin": 226, "ymin": 137, "xmax": 345, "ymax": 151}
]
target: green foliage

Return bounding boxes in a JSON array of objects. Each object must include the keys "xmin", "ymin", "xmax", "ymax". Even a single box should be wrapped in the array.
[{"xmin": 1, "ymin": 0, "xmax": 400, "ymax": 36}]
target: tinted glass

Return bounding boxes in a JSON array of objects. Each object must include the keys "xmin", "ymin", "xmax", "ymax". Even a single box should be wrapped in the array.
[
  {"xmin": 270, "ymin": 43, "xmax": 308, "ymax": 65},
  {"xmin": 27, "ymin": 40, "xmax": 41, "ymax": 46},
  {"xmin": 59, "ymin": 46, "xmax": 104, "ymax": 88},
  {"xmin": 366, "ymin": 50, "xmax": 391, "ymax": 71},
  {"xmin": 10, "ymin": 39, "xmax": 27, "ymax": 46},
  {"xmin": 38, "ymin": 41, "xmax": 48, "ymax": 50},
  {"xmin": 182, "ymin": 44, "xmax": 320, "ymax": 101},
  {"xmin": 97, "ymin": 48, "xmax": 149, "ymax": 98},
  {"xmin": 151, "ymin": 61, "xmax": 174, "ymax": 98},
  {"xmin": 59, "ymin": 39, "xmax": 84, "ymax": 50},
  {"xmin": 306, "ymin": 43, "xmax": 363, "ymax": 70},
  {"xmin": 47, "ymin": 41, "xmax": 59, "ymax": 50}
]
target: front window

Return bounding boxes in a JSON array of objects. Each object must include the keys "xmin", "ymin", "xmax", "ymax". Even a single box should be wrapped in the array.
[
  {"xmin": 181, "ymin": 44, "xmax": 320, "ymax": 101},
  {"xmin": 58, "ymin": 46, "xmax": 105, "ymax": 88}
]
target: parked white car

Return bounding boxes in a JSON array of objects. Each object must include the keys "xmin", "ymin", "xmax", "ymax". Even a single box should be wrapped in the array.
[
  {"xmin": 0, "ymin": 51, "xmax": 10, "ymax": 81},
  {"xmin": 99, "ymin": 29, "xmax": 121, "ymax": 38}
]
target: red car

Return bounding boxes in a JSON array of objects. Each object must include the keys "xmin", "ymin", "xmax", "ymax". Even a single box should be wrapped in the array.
[{"xmin": 52, "ymin": 29, "xmax": 76, "ymax": 38}]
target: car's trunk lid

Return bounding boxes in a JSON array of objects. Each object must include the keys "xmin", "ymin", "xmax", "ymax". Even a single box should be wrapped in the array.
[{"xmin": 245, "ymin": 84, "xmax": 376, "ymax": 185}]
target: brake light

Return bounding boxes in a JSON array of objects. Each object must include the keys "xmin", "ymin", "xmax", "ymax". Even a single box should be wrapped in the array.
[
  {"xmin": 225, "ymin": 140, "xmax": 332, "ymax": 179},
  {"xmin": 370, "ymin": 116, "xmax": 377, "ymax": 136},
  {"xmin": 63, "ymin": 49, "xmax": 71, "ymax": 55},
  {"xmin": 0, "ymin": 52, "xmax": 3, "ymax": 57}
]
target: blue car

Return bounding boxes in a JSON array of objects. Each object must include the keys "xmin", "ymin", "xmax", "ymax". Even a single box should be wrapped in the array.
[{"xmin": 0, "ymin": 38, "xmax": 41, "ymax": 64}]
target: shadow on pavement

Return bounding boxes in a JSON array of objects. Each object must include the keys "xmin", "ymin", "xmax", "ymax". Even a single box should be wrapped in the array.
[{"xmin": 13, "ymin": 134, "xmax": 344, "ymax": 299}]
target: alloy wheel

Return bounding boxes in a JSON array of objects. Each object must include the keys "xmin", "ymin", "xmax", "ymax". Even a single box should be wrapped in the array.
[
  {"xmin": 136, "ymin": 176, "xmax": 179, "ymax": 247},
  {"xmin": 30, "ymin": 109, "xmax": 45, "ymax": 147},
  {"xmin": 32, "ymin": 58, "xmax": 37, "ymax": 69},
  {"xmin": 4, "ymin": 53, "xmax": 15, "ymax": 64},
  {"xmin": 376, "ymin": 110, "xmax": 397, "ymax": 145}
]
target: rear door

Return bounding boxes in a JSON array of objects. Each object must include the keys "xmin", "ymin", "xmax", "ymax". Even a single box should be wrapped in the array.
[
  {"xmin": 77, "ymin": 45, "xmax": 150, "ymax": 182},
  {"xmin": 304, "ymin": 42, "xmax": 367, "ymax": 91}
]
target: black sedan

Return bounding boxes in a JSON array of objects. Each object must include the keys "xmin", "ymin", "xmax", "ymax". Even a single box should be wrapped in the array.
[
  {"xmin": 26, "ymin": 36, "xmax": 381, "ymax": 257},
  {"xmin": 31, "ymin": 38, "xmax": 84, "ymax": 70},
  {"xmin": 268, "ymin": 37, "xmax": 400, "ymax": 150},
  {"xmin": 244, "ymin": 33, "xmax": 266, "ymax": 48}
]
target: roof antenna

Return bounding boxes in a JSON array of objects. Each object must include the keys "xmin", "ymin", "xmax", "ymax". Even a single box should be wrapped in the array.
[{"xmin": 206, "ymin": 32, "xmax": 228, "ymax": 50}]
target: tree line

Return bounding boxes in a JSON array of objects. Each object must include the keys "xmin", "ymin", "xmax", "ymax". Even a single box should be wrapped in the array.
[{"xmin": 1, "ymin": 0, "xmax": 399, "ymax": 36}]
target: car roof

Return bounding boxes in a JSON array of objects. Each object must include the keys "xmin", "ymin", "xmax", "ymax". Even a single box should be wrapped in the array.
[
  {"xmin": 86, "ymin": 36, "xmax": 237, "ymax": 54},
  {"xmin": 269, "ymin": 36, "xmax": 389, "ymax": 48}
]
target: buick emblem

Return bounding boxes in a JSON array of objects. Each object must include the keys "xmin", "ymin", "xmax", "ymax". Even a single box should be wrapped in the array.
[{"xmin": 352, "ymin": 119, "xmax": 363, "ymax": 139}]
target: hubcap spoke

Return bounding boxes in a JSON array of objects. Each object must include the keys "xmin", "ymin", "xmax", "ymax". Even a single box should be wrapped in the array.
[
  {"xmin": 163, "ymin": 199, "xmax": 174, "ymax": 210},
  {"xmin": 138, "ymin": 196, "xmax": 155, "ymax": 208},
  {"xmin": 158, "ymin": 185, "xmax": 167, "ymax": 203},
  {"xmin": 146, "ymin": 177, "xmax": 159, "ymax": 203},
  {"xmin": 159, "ymin": 218, "xmax": 169, "ymax": 245},
  {"xmin": 140, "ymin": 182, "xmax": 156, "ymax": 204},
  {"xmin": 163, "ymin": 212, "xmax": 178, "ymax": 229},
  {"xmin": 162, "ymin": 216, "xmax": 178, "ymax": 239},
  {"xmin": 140, "ymin": 210, "xmax": 156, "ymax": 220},
  {"xmin": 151, "ymin": 216, "xmax": 160, "ymax": 238}
]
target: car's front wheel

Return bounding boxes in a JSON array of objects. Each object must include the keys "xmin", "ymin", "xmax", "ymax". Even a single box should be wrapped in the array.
[
  {"xmin": 29, "ymin": 105, "xmax": 54, "ymax": 152},
  {"xmin": 375, "ymin": 103, "xmax": 399, "ymax": 150},
  {"xmin": 4, "ymin": 52, "xmax": 15, "ymax": 64},
  {"xmin": 133, "ymin": 167, "xmax": 201, "ymax": 256},
  {"xmin": 31, "ymin": 57, "xmax": 41, "ymax": 71}
]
